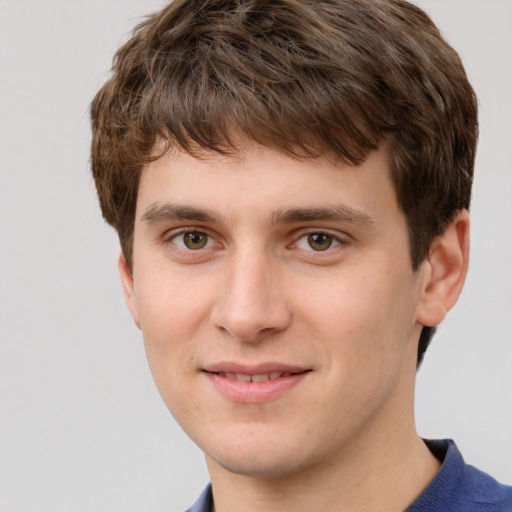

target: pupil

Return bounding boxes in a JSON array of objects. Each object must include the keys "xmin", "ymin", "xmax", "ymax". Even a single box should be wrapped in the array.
[
  {"xmin": 308, "ymin": 233, "xmax": 332, "ymax": 251},
  {"xmin": 184, "ymin": 232, "xmax": 207, "ymax": 249}
]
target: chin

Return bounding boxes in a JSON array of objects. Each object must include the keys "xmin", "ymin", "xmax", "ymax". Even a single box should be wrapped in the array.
[
  {"xmin": 208, "ymin": 450, "xmax": 307, "ymax": 479},
  {"xmin": 202, "ymin": 428, "xmax": 322, "ymax": 479}
]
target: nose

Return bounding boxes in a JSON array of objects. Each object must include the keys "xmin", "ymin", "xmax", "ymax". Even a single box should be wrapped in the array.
[{"xmin": 210, "ymin": 248, "xmax": 292, "ymax": 342}]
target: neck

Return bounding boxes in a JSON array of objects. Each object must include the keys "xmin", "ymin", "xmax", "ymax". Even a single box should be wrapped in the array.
[{"xmin": 207, "ymin": 421, "xmax": 440, "ymax": 512}]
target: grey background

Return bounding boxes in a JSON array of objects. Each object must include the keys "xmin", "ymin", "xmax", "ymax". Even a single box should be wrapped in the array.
[{"xmin": 0, "ymin": 1, "xmax": 510, "ymax": 510}]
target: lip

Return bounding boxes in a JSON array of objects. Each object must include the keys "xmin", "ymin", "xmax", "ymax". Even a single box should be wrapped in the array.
[
  {"xmin": 203, "ymin": 361, "xmax": 309, "ymax": 375},
  {"xmin": 202, "ymin": 362, "xmax": 311, "ymax": 404}
]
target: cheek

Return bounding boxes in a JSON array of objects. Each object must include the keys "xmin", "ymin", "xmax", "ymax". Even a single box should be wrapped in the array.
[
  {"xmin": 300, "ymin": 266, "xmax": 416, "ymax": 375},
  {"xmin": 135, "ymin": 264, "xmax": 213, "ymax": 335},
  {"xmin": 140, "ymin": 301, "xmax": 203, "ymax": 426},
  {"xmin": 299, "ymin": 270, "xmax": 388, "ymax": 339},
  {"xmin": 133, "ymin": 270, "xmax": 213, "ymax": 387}
]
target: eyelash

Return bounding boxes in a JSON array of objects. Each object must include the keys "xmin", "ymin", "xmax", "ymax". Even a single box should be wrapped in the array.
[
  {"xmin": 292, "ymin": 231, "xmax": 346, "ymax": 252},
  {"xmin": 164, "ymin": 228, "xmax": 348, "ymax": 255},
  {"xmin": 165, "ymin": 229, "xmax": 217, "ymax": 251}
]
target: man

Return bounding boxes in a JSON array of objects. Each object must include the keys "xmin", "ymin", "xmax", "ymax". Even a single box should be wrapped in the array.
[{"xmin": 90, "ymin": 0, "xmax": 512, "ymax": 510}]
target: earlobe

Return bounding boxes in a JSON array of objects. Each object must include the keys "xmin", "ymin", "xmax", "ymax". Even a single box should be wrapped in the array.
[
  {"xmin": 416, "ymin": 210, "xmax": 470, "ymax": 327},
  {"xmin": 117, "ymin": 253, "xmax": 141, "ymax": 329}
]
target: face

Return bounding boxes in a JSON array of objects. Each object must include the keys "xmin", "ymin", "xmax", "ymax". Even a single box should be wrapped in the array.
[{"xmin": 121, "ymin": 145, "xmax": 431, "ymax": 479}]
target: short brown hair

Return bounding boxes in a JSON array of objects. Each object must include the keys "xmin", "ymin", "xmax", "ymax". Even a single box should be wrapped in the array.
[{"xmin": 90, "ymin": 0, "xmax": 478, "ymax": 365}]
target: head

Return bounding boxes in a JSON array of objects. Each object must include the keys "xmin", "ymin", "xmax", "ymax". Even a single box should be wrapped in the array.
[{"xmin": 90, "ymin": 0, "xmax": 477, "ymax": 480}]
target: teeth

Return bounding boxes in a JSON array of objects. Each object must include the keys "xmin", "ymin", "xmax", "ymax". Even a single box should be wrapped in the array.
[
  {"xmin": 251, "ymin": 373, "xmax": 269, "ymax": 382},
  {"xmin": 219, "ymin": 372, "xmax": 290, "ymax": 381}
]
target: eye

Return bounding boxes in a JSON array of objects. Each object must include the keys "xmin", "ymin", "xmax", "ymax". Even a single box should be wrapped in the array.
[
  {"xmin": 172, "ymin": 230, "xmax": 214, "ymax": 250},
  {"xmin": 295, "ymin": 232, "xmax": 342, "ymax": 251}
]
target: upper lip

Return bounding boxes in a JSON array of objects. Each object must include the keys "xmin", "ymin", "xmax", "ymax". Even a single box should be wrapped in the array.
[{"xmin": 202, "ymin": 362, "xmax": 310, "ymax": 375}]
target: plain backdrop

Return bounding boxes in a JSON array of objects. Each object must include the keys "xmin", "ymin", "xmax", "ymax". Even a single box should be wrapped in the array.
[{"xmin": 0, "ymin": 1, "xmax": 511, "ymax": 510}]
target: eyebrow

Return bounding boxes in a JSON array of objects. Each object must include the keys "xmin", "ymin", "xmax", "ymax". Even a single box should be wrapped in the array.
[
  {"xmin": 141, "ymin": 202, "xmax": 375, "ymax": 227},
  {"xmin": 141, "ymin": 203, "xmax": 219, "ymax": 224},
  {"xmin": 270, "ymin": 205, "xmax": 376, "ymax": 227}
]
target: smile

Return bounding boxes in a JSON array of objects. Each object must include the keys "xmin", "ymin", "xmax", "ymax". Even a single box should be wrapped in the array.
[
  {"xmin": 203, "ymin": 366, "xmax": 311, "ymax": 403},
  {"xmin": 214, "ymin": 371, "xmax": 294, "ymax": 382}
]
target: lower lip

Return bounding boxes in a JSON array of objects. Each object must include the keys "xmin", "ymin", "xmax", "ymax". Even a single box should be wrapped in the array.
[{"xmin": 204, "ymin": 372, "xmax": 309, "ymax": 403}]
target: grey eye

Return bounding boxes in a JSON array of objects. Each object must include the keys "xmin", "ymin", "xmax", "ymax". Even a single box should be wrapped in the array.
[
  {"xmin": 173, "ymin": 231, "xmax": 212, "ymax": 250},
  {"xmin": 295, "ymin": 233, "xmax": 341, "ymax": 251},
  {"xmin": 307, "ymin": 233, "xmax": 333, "ymax": 251}
]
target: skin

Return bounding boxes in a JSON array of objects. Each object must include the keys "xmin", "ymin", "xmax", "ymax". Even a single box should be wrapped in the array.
[{"xmin": 119, "ymin": 144, "xmax": 469, "ymax": 512}]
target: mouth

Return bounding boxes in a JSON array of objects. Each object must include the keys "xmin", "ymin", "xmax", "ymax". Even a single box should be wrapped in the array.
[
  {"xmin": 210, "ymin": 371, "xmax": 299, "ymax": 382},
  {"xmin": 202, "ymin": 364, "xmax": 311, "ymax": 403}
]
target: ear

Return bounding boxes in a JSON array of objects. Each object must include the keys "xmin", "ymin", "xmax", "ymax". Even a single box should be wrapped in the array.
[
  {"xmin": 118, "ymin": 253, "xmax": 141, "ymax": 329},
  {"xmin": 416, "ymin": 210, "xmax": 470, "ymax": 327}
]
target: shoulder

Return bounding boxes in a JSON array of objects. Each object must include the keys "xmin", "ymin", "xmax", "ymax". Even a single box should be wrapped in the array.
[
  {"xmin": 408, "ymin": 439, "xmax": 512, "ymax": 512},
  {"xmin": 456, "ymin": 461, "xmax": 512, "ymax": 511}
]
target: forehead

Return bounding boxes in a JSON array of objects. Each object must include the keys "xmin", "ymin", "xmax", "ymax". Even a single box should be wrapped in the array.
[{"xmin": 137, "ymin": 144, "xmax": 400, "ymax": 226}]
